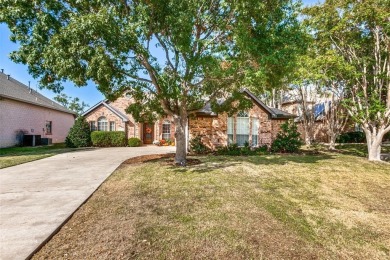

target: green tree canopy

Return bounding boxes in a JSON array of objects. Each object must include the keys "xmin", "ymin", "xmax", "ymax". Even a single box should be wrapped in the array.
[
  {"xmin": 54, "ymin": 93, "xmax": 89, "ymax": 116},
  {"xmin": 1, "ymin": 0, "xmax": 306, "ymax": 163},
  {"xmin": 303, "ymin": 0, "xmax": 390, "ymax": 160}
]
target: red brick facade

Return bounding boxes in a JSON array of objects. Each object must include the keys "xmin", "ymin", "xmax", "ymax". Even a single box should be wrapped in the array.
[
  {"xmin": 189, "ymin": 104, "xmax": 290, "ymax": 150},
  {"xmin": 84, "ymin": 93, "xmax": 293, "ymax": 148}
]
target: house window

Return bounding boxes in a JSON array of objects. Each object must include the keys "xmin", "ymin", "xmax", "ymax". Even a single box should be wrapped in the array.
[
  {"xmin": 46, "ymin": 121, "xmax": 52, "ymax": 135},
  {"xmin": 236, "ymin": 111, "xmax": 249, "ymax": 146},
  {"xmin": 97, "ymin": 117, "xmax": 108, "ymax": 131},
  {"xmin": 252, "ymin": 118, "xmax": 259, "ymax": 146},
  {"xmin": 227, "ymin": 117, "xmax": 234, "ymax": 144},
  {"xmin": 90, "ymin": 121, "xmax": 96, "ymax": 131},
  {"xmin": 355, "ymin": 123, "xmax": 362, "ymax": 132},
  {"xmin": 110, "ymin": 121, "xmax": 115, "ymax": 131},
  {"xmin": 162, "ymin": 120, "xmax": 171, "ymax": 140}
]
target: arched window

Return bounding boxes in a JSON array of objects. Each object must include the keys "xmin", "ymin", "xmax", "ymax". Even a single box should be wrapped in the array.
[
  {"xmin": 227, "ymin": 111, "xmax": 250, "ymax": 146},
  {"xmin": 97, "ymin": 117, "xmax": 108, "ymax": 131},
  {"xmin": 162, "ymin": 120, "xmax": 171, "ymax": 140},
  {"xmin": 236, "ymin": 111, "xmax": 249, "ymax": 146}
]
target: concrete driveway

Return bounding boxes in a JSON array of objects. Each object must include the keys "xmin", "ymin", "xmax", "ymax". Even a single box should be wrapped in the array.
[{"xmin": 0, "ymin": 146, "xmax": 175, "ymax": 260}]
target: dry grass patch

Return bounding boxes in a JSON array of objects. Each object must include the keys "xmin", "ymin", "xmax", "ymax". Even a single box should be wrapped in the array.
[{"xmin": 33, "ymin": 152, "xmax": 390, "ymax": 259}]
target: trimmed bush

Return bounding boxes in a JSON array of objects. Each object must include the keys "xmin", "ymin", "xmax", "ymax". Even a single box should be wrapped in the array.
[
  {"xmin": 65, "ymin": 117, "xmax": 91, "ymax": 148},
  {"xmin": 190, "ymin": 136, "xmax": 210, "ymax": 154},
  {"xmin": 216, "ymin": 143, "xmax": 269, "ymax": 156},
  {"xmin": 271, "ymin": 120, "xmax": 303, "ymax": 153},
  {"xmin": 128, "ymin": 137, "xmax": 142, "ymax": 147},
  {"xmin": 336, "ymin": 131, "xmax": 366, "ymax": 143},
  {"xmin": 91, "ymin": 131, "xmax": 127, "ymax": 147}
]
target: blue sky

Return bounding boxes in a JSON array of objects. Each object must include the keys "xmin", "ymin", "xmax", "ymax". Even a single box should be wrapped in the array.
[{"xmin": 0, "ymin": 0, "xmax": 322, "ymax": 107}]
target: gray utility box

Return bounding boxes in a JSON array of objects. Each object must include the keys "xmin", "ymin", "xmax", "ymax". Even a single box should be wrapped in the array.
[{"xmin": 41, "ymin": 138, "xmax": 53, "ymax": 146}]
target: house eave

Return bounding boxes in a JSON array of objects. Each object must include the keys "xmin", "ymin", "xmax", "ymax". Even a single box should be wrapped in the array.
[{"xmin": 0, "ymin": 94, "xmax": 77, "ymax": 116}]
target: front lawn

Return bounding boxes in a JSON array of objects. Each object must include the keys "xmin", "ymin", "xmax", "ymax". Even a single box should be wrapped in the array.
[
  {"xmin": 33, "ymin": 152, "xmax": 390, "ymax": 259},
  {"xmin": 336, "ymin": 143, "xmax": 390, "ymax": 157},
  {"xmin": 0, "ymin": 144, "xmax": 80, "ymax": 169}
]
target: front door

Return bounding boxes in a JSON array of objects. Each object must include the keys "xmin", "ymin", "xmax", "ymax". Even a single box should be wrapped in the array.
[{"xmin": 143, "ymin": 123, "xmax": 154, "ymax": 144}]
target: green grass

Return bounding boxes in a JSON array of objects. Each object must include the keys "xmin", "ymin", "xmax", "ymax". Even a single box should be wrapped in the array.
[
  {"xmin": 33, "ymin": 152, "xmax": 390, "ymax": 259},
  {"xmin": 336, "ymin": 143, "xmax": 390, "ymax": 157},
  {"xmin": 0, "ymin": 143, "xmax": 81, "ymax": 169}
]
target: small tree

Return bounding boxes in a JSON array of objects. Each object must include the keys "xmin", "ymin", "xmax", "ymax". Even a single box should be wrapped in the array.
[
  {"xmin": 65, "ymin": 117, "xmax": 91, "ymax": 148},
  {"xmin": 324, "ymin": 89, "xmax": 349, "ymax": 150},
  {"xmin": 271, "ymin": 120, "xmax": 303, "ymax": 153}
]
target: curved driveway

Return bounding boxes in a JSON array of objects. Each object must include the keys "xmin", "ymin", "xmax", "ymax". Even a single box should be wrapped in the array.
[{"xmin": 0, "ymin": 146, "xmax": 175, "ymax": 260}]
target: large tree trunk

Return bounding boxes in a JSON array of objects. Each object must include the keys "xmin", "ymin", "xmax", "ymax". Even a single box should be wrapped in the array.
[
  {"xmin": 329, "ymin": 132, "xmax": 337, "ymax": 150},
  {"xmin": 364, "ymin": 128, "xmax": 386, "ymax": 161},
  {"xmin": 174, "ymin": 114, "xmax": 188, "ymax": 166}
]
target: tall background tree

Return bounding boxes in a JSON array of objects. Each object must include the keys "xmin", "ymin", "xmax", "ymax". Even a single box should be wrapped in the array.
[
  {"xmin": 304, "ymin": 0, "xmax": 390, "ymax": 161},
  {"xmin": 0, "ymin": 0, "xmax": 305, "ymax": 164}
]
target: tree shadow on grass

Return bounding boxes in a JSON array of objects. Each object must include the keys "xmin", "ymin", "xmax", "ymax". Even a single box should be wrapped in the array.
[{"xmin": 170, "ymin": 152, "xmax": 336, "ymax": 174}]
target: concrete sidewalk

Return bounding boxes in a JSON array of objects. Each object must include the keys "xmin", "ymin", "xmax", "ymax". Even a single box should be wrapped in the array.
[{"xmin": 0, "ymin": 146, "xmax": 175, "ymax": 260}]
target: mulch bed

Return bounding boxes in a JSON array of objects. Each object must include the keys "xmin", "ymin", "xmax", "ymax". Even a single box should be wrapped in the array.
[{"xmin": 121, "ymin": 153, "xmax": 201, "ymax": 166}]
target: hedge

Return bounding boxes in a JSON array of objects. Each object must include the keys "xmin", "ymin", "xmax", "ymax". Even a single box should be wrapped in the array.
[{"xmin": 91, "ymin": 131, "xmax": 127, "ymax": 147}]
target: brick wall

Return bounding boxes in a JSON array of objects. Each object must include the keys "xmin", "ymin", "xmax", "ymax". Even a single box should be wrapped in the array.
[
  {"xmin": 189, "ymin": 114, "xmax": 228, "ymax": 150},
  {"xmin": 189, "ymin": 103, "xmax": 289, "ymax": 149},
  {"xmin": 0, "ymin": 98, "xmax": 75, "ymax": 147}
]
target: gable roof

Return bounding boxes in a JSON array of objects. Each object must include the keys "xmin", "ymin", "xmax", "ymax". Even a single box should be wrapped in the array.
[
  {"xmin": 242, "ymin": 89, "xmax": 296, "ymax": 119},
  {"xmin": 0, "ymin": 72, "xmax": 76, "ymax": 115},
  {"xmin": 82, "ymin": 100, "xmax": 129, "ymax": 122},
  {"xmin": 197, "ymin": 89, "xmax": 296, "ymax": 119}
]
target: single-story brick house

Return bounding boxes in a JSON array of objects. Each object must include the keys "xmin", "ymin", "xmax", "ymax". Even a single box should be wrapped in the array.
[
  {"xmin": 0, "ymin": 71, "xmax": 76, "ymax": 148},
  {"xmin": 82, "ymin": 89, "xmax": 295, "ymax": 149}
]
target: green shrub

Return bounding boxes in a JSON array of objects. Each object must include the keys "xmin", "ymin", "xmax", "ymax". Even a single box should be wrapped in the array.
[
  {"xmin": 65, "ymin": 117, "xmax": 91, "ymax": 148},
  {"xmin": 271, "ymin": 120, "xmax": 303, "ymax": 153},
  {"xmin": 336, "ymin": 131, "xmax": 366, "ymax": 143},
  {"xmin": 190, "ymin": 136, "xmax": 210, "ymax": 154},
  {"xmin": 128, "ymin": 137, "xmax": 142, "ymax": 147},
  {"xmin": 91, "ymin": 131, "xmax": 127, "ymax": 147},
  {"xmin": 216, "ymin": 143, "xmax": 268, "ymax": 156}
]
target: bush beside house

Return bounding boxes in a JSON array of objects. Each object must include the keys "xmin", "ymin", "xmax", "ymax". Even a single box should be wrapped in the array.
[
  {"xmin": 91, "ymin": 131, "xmax": 127, "ymax": 147},
  {"xmin": 216, "ymin": 142, "xmax": 268, "ymax": 156},
  {"xmin": 271, "ymin": 120, "xmax": 303, "ymax": 153},
  {"xmin": 65, "ymin": 117, "xmax": 91, "ymax": 148},
  {"xmin": 128, "ymin": 137, "xmax": 142, "ymax": 147},
  {"xmin": 190, "ymin": 136, "xmax": 210, "ymax": 154}
]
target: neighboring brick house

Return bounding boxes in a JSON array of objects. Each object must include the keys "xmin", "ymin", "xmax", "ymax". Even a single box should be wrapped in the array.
[
  {"xmin": 83, "ymin": 89, "xmax": 295, "ymax": 149},
  {"xmin": 82, "ymin": 94, "xmax": 176, "ymax": 144},
  {"xmin": 0, "ymin": 71, "xmax": 76, "ymax": 148},
  {"xmin": 281, "ymin": 99, "xmax": 357, "ymax": 143}
]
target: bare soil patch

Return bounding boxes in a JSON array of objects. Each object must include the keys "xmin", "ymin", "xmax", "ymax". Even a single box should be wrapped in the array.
[{"xmin": 121, "ymin": 153, "xmax": 175, "ymax": 165}]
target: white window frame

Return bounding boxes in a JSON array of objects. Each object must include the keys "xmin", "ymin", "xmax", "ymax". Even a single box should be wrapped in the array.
[
  {"xmin": 227, "ymin": 117, "xmax": 234, "ymax": 144},
  {"xmin": 162, "ymin": 120, "xmax": 171, "ymax": 140},
  {"xmin": 90, "ymin": 121, "xmax": 96, "ymax": 131},
  {"xmin": 109, "ymin": 121, "xmax": 115, "ymax": 131},
  {"xmin": 97, "ymin": 117, "xmax": 108, "ymax": 131},
  {"xmin": 252, "ymin": 118, "xmax": 259, "ymax": 147},
  {"xmin": 236, "ymin": 111, "xmax": 250, "ymax": 146}
]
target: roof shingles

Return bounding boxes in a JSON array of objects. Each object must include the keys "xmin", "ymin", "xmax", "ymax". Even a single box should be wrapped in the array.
[{"xmin": 0, "ymin": 72, "xmax": 76, "ymax": 115}]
